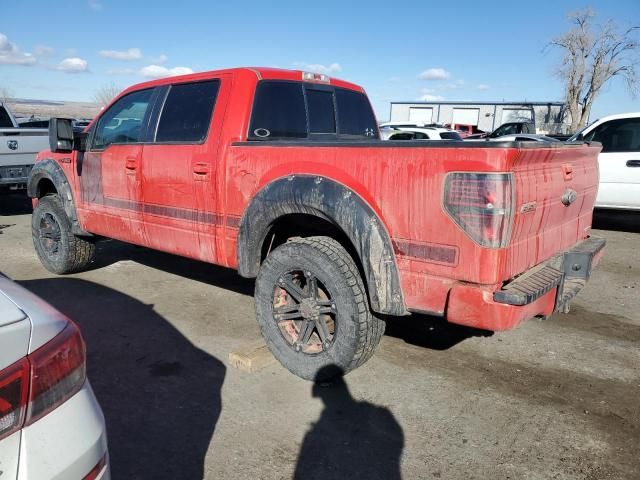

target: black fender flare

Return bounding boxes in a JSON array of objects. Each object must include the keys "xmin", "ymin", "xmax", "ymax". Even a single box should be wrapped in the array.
[
  {"xmin": 27, "ymin": 159, "xmax": 89, "ymax": 236},
  {"xmin": 237, "ymin": 175, "xmax": 407, "ymax": 316}
]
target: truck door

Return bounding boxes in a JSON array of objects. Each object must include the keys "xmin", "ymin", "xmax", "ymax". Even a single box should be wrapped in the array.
[
  {"xmin": 80, "ymin": 87, "xmax": 157, "ymax": 243},
  {"xmin": 138, "ymin": 78, "xmax": 226, "ymax": 262},
  {"xmin": 586, "ymin": 117, "xmax": 640, "ymax": 209}
]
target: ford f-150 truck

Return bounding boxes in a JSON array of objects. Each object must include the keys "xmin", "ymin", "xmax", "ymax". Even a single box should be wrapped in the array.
[
  {"xmin": 27, "ymin": 67, "xmax": 605, "ymax": 380},
  {"xmin": 0, "ymin": 103, "xmax": 49, "ymax": 190}
]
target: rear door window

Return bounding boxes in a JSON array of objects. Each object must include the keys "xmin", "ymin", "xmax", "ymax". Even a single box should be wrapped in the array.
[
  {"xmin": 587, "ymin": 119, "xmax": 640, "ymax": 153},
  {"xmin": 249, "ymin": 82, "xmax": 307, "ymax": 139},
  {"xmin": 155, "ymin": 80, "xmax": 220, "ymax": 143}
]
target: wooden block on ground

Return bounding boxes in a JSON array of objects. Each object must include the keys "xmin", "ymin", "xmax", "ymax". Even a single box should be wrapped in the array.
[{"xmin": 229, "ymin": 339, "xmax": 276, "ymax": 373}]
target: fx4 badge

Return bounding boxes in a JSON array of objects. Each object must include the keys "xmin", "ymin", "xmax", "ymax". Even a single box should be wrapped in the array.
[
  {"xmin": 7, "ymin": 140, "xmax": 18, "ymax": 150},
  {"xmin": 561, "ymin": 188, "xmax": 578, "ymax": 206}
]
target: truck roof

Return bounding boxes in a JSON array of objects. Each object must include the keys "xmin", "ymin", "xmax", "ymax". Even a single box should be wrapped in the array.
[{"xmin": 118, "ymin": 67, "xmax": 365, "ymax": 97}]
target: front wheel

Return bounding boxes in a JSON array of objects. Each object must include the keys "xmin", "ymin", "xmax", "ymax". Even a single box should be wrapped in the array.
[
  {"xmin": 32, "ymin": 195, "xmax": 96, "ymax": 274},
  {"xmin": 255, "ymin": 236, "xmax": 385, "ymax": 381}
]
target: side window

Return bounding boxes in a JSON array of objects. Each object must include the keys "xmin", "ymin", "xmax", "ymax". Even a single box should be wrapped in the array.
[
  {"xmin": 588, "ymin": 119, "xmax": 640, "ymax": 153},
  {"xmin": 335, "ymin": 88, "xmax": 379, "ymax": 138},
  {"xmin": 248, "ymin": 81, "xmax": 307, "ymax": 139},
  {"xmin": 93, "ymin": 88, "xmax": 154, "ymax": 149},
  {"xmin": 156, "ymin": 80, "xmax": 220, "ymax": 143},
  {"xmin": 306, "ymin": 89, "xmax": 336, "ymax": 134}
]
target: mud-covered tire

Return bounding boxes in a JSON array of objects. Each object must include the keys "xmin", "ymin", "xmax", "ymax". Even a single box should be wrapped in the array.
[
  {"xmin": 255, "ymin": 236, "xmax": 385, "ymax": 381},
  {"xmin": 32, "ymin": 195, "xmax": 95, "ymax": 274}
]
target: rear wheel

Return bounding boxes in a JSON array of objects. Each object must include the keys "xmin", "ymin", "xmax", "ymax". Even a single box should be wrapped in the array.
[
  {"xmin": 32, "ymin": 195, "xmax": 96, "ymax": 274},
  {"xmin": 255, "ymin": 236, "xmax": 384, "ymax": 381}
]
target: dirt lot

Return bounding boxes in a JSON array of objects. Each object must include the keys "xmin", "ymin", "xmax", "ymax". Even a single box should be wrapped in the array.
[{"xmin": 1, "ymin": 194, "xmax": 639, "ymax": 480}]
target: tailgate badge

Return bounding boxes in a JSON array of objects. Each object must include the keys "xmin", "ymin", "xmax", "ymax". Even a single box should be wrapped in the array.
[
  {"xmin": 7, "ymin": 140, "xmax": 18, "ymax": 150},
  {"xmin": 520, "ymin": 201, "xmax": 537, "ymax": 213},
  {"xmin": 561, "ymin": 189, "xmax": 578, "ymax": 206}
]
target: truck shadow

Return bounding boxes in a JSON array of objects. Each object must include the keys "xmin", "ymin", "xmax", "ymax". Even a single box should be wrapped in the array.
[
  {"xmin": 592, "ymin": 209, "xmax": 640, "ymax": 233},
  {"xmin": 19, "ymin": 278, "xmax": 226, "ymax": 480},
  {"xmin": 0, "ymin": 191, "xmax": 32, "ymax": 216},
  {"xmin": 91, "ymin": 239, "xmax": 255, "ymax": 297},
  {"xmin": 384, "ymin": 313, "xmax": 493, "ymax": 350}
]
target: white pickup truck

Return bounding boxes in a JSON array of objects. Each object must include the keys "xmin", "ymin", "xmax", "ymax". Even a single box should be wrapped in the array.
[
  {"xmin": 569, "ymin": 112, "xmax": 640, "ymax": 211},
  {"xmin": 0, "ymin": 103, "xmax": 49, "ymax": 190}
]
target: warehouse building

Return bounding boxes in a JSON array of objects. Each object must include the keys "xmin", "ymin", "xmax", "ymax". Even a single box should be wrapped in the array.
[{"xmin": 388, "ymin": 100, "xmax": 571, "ymax": 134}]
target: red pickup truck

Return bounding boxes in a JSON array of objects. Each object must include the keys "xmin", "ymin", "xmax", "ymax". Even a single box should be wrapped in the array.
[{"xmin": 27, "ymin": 67, "xmax": 604, "ymax": 380}]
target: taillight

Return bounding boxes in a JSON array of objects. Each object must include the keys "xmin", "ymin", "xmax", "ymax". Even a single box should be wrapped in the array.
[
  {"xmin": 444, "ymin": 172, "xmax": 514, "ymax": 248},
  {"xmin": 0, "ymin": 322, "xmax": 86, "ymax": 439},
  {"xmin": 0, "ymin": 358, "xmax": 29, "ymax": 441},
  {"xmin": 26, "ymin": 322, "xmax": 86, "ymax": 425}
]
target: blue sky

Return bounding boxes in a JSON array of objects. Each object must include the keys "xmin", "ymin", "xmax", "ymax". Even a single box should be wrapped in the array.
[{"xmin": 1, "ymin": 0, "xmax": 639, "ymax": 121}]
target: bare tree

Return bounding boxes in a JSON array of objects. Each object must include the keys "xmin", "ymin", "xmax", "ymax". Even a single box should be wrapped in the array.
[
  {"xmin": 0, "ymin": 86, "xmax": 14, "ymax": 104},
  {"xmin": 93, "ymin": 82, "xmax": 121, "ymax": 107},
  {"xmin": 549, "ymin": 9, "xmax": 639, "ymax": 131}
]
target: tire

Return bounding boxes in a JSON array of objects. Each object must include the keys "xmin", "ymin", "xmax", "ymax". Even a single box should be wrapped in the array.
[
  {"xmin": 32, "ymin": 195, "xmax": 96, "ymax": 274},
  {"xmin": 255, "ymin": 236, "xmax": 385, "ymax": 381}
]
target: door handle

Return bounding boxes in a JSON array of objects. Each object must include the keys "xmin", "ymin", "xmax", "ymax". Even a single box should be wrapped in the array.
[
  {"xmin": 626, "ymin": 160, "xmax": 640, "ymax": 167},
  {"xmin": 193, "ymin": 162, "xmax": 210, "ymax": 175}
]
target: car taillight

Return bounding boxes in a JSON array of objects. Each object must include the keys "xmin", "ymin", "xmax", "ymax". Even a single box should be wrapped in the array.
[
  {"xmin": 444, "ymin": 172, "xmax": 514, "ymax": 248},
  {"xmin": 0, "ymin": 358, "xmax": 29, "ymax": 441},
  {"xmin": 0, "ymin": 322, "xmax": 86, "ymax": 440},
  {"xmin": 26, "ymin": 322, "xmax": 86, "ymax": 425}
]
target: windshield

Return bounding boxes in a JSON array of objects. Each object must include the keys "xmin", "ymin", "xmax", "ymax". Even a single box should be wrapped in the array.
[{"xmin": 568, "ymin": 119, "xmax": 599, "ymax": 141}]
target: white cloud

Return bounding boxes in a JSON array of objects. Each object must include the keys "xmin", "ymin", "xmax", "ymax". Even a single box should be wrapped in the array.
[
  {"xmin": 294, "ymin": 62, "xmax": 342, "ymax": 74},
  {"xmin": 34, "ymin": 45, "xmax": 54, "ymax": 57},
  {"xmin": 477, "ymin": 84, "xmax": 490, "ymax": 90},
  {"xmin": 99, "ymin": 47, "xmax": 143, "ymax": 61},
  {"xmin": 88, "ymin": 0, "xmax": 102, "ymax": 10},
  {"xmin": 139, "ymin": 64, "xmax": 193, "ymax": 78},
  {"xmin": 419, "ymin": 68, "xmax": 451, "ymax": 81},
  {"xmin": 0, "ymin": 33, "xmax": 37, "ymax": 66},
  {"xmin": 57, "ymin": 57, "xmax": 89, "ymax": 73},
  {"xmin": 419, "ymin": 94, "xmax": 445, "ymax": 101},
  {"xmin": 150, "ymin": 53, "xmax": 168, "ymax": 64}
]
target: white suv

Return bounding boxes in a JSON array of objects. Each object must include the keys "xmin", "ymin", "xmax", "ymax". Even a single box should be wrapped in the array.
[
  {"xmin": 570, "ymin": 112, "xmax": 640, "ymax": 210},
  {"xmin": 0, "ymin": 274, "xmax": 110, "ymax": 480},
  {"xmin": 381, "ymin": 126, "xmax": 462, "ymax": 141}
]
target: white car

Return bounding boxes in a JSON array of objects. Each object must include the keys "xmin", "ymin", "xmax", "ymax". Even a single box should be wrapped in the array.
[
  {"xmin": 569, "ymin": 112, "xmax": 640, "ymax": 210},
  {"xmin": 0, "ymin": 274, "xmax": 110, "ymax": 479},
  {"xmin": 381, "ymin": 126, "xmax": 462, "ymax": 141},
  {"xmin": 488, "ymin": 134, "xmax": 561, "ymax": 143}
]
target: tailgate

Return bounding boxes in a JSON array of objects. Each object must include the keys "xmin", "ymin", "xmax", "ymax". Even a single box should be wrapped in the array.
[
  {"xmin": 0, "ymin": 129, "xmax": 49, "ymax": 167},
  {"xmin": 505, "ymin": 143, "xmax": 601, "ymax": 280}
]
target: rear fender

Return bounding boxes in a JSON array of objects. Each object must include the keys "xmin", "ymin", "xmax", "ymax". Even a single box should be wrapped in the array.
[{"xmin": 237, "ymin": 175, "xmax": 407, "ymax": 316}]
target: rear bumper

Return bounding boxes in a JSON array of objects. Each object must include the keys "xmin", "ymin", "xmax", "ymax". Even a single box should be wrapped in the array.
[
  {"xmin": 446, "ymin": 237, "xmax": 606, "ymax": 331},
  {"xmin": 0, "ymin": 165, "xmax": 32, "ymax": 187}
]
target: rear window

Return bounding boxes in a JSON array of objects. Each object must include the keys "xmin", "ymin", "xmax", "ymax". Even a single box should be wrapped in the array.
[
  {"xmin": 335, "ymin": 88, "xmax": 378, "ymax": 138},
  {"xmin": 439, "ymin": 131, "xmax": 462, "ymax": 140},
  {"xmin": 0, "ymin": 107, "xmax": 13, "ymax": 128},
  {"xmin": 156, "ymin": 80, "xmax": 220, "ymax": 143},
  {"xmin": 248, "ymin": 82, "xmax": 307, "ymax": 139},
  {"xmin": 248, "ymin": 81, "xmax": 378, "ymax": 140}
]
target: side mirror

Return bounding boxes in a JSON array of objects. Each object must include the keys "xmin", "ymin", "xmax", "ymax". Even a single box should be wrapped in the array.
[{"xmin": 49, "ymin": 118, "xmax": 74, "ymax": 153}]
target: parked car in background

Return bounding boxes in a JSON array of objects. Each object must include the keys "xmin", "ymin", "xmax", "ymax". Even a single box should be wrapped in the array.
[
  {"xmin": 448, "ymin": 124, "xmax": 485, "ymax": 138},
  {"xmin": 0, "ymin": 104, "xmax": 49, "ymax": 191},
  {"xmin": 18, "ymin": 118, "xmax": 50, "ymax": 129},
  {"xmin": 381, "ymin": 126, "xmax": 462, "ymax": 140},
  {"xmin": 489, "ymin": 134, "xmax": 561, "ymax": 143},
  {"xmin": 466, "ymin": 121, "xmax": 572, "ymax": 141},
  {"xmin": 569, "ymin": 112, "xmax": 640, "ymax": 211},
  {"xmin": 0, "ymin": 273, "xmax": 110, "ymax": 479}
]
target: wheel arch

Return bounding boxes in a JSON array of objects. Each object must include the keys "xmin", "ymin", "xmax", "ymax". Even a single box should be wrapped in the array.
[
  {"xmin": 27, "ymin": 159, "xmax": 89, "ymax": 236},
  {"xmin": 237, "ymin": 175, "xmax": 407, "ymax": 316}
]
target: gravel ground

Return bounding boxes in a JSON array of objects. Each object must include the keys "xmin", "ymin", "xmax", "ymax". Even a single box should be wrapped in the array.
[{"xmin": 1, "ymin": 193, "xmax": 639, "ymax": 480}]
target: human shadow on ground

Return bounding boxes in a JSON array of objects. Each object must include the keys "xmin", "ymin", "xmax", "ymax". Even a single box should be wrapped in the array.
[
  {"xmin": 20, "ymin": 278, "xmax": 226, "ymax": 480},
  {"xmin": 294, "ymin": 366, "xmax": 404, "ymax": 480},
  {"xmin": 593, "ymin": 209, "xmax": 640, "ymax": 233}
]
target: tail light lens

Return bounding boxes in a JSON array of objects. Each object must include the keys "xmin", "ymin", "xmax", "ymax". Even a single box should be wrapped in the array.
[
  {"xmin": 0, "ymin": 322, "xmax": 86, "ymax": 440},
  {"xmin": 444, "ymin": 172, "xmax": 514, "ymax": 248}
]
